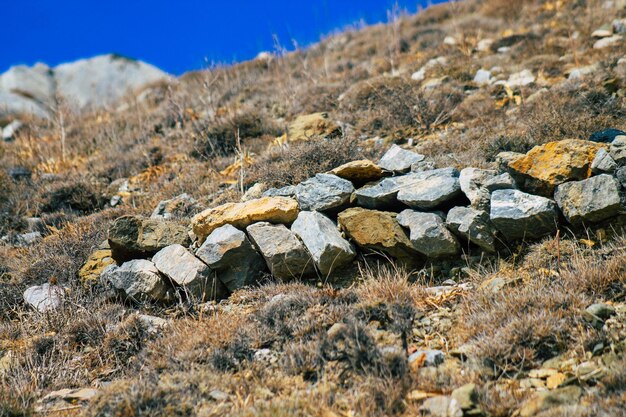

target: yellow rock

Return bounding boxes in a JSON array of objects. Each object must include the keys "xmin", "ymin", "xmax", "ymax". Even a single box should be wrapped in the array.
[
  {"xmin": 78, "ymin": 244, "xmax": 115, "ymax": 286},
  {"xmin": 546, "ymin": 373, "xmax": 567, "ymax": 389},
  {"xmin": 337, "ymin": 207, "xmax": 419, "ymax": 263},
  {"xmin": 507, "ymin": 139, "xmax": 606, "ymax": 196},
  {"xmin": 329, "ymin": 160, "xmax": 383, "ymax": 184},
  {"xmin": 274, "ymin": 112, "xmax": 340, "ymax": 145},
  {"xmin": 192, "ymin": 197, "xmax": 300, "ymax": 243}
]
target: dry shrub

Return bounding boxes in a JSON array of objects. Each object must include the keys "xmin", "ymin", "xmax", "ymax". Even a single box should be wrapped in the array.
[{"xmin": 41, "ymin": 178, "xmax": 106, "ymax": 214}]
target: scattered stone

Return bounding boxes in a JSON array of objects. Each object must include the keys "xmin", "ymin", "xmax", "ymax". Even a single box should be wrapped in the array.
[
  {"xmin": 473, "ymin": 69, "xmax": 492, "ymax": 85},
  {"xmin": 443, "ymin": 36, "xmax": 457, "ymax": 46},
  {"xmin": 396, "ymin": 210, "xmax": 459, "ymax": 258},
  {"xmin": 192, "ymin": 196, "xmax": 299, "ymax": 243},
  {"xmin": 476, "ymin": 38, "xmax": 494, "ymax": 52},
  {"xmin": 196, "ymin": 224, "xmax": 266, "ymax": 291},
  {"xmin": 505, "ymin": 69, "xmax": 535, "ymax": 87},
  {"xmin": 517, "ymin": 386, "xmax": 582, "ymax": 417},
  {"xmin": 337, "ymin": 207, "xmax": 419, "ymax": 263},
  {"xmin": 614, "ymin": 18, "xmax": 626, "ymax": 34},
  {"xmin": 447, "ymin": 206, "xmax": 497, "ymax": 252},
  {"xmin": 554, "ymin": 175, "xmax": 622, "ymax": 224},
  {"xmin": 278, "ymin": 112, "xmax": 340, "ymax": 143},
  {"xmin": 246, "ymin": 222, "xmax": 315, "ymax": 280},
  {"xmin": 411, "ymin": 57, "xmax": 447, "ymax": 82},
  {"xmin": 419, "ymin": 396, "xmax": 463, "ymax": 417},
  {"xmin": 108, "ymin": 215, "xmax": 191, "ymax": 262},
  {"xmin": 2, "ymin": 119, "xmax": 23, "ymax": 141},
  {"xmin": 79, "ymin": 242, "xmax": 115, "ymax": 286},
  {"xmin": 451, "ymin": 383, "xmax": 479, "ymax": 412},
  {"xmin": 592, "ymin": 24, "xmax": 613, "ymax": 38},
  {"xmin": 490, "ymin": 189, "xmax": 558, "ymax": 240},
  {"xmin": 591, "ymin": 148, "xmax": 617, "ymax": 174},
  {"xmin": 291, "ymin": 211, "xmax": 355, "ymax": 276},
  {"xmin": 609, "ymin": 135, "xmax": 626, "ymax": 165},
  {"xmin": 23, "ymin": 284, "xmax": 64, "ymax": 313},
  {"xmin": 13, "ymin": 231, "xmax": 42, "ymax": 247},
  {"xmin": 586, "ymin": 303, "xmax": 616, "ymax": 320},
  {"xmin": 136, "ymin": 314, "xmax": 169, "ymax": 334},
  {"xmin": 263, "ymin": 185, "xmax": 296, "ymax": 198},
  {"xmin": 253, "ymin": 348, "xmax": 279, "ymax": 365},
  {"xmin": 484, "ymin": 172, "xmax": 516, "ymax": 192},
  {"xmin": 396, "ymin": 168, "xmax": 462, "ymax": 210},
  {"xmin": 378, "ymin": 144, "xmax": 425, "ymax": 173},
  {"xmin": 593, "ymin": 35, "xmax": 622, "ymax": 49},
  {"xmin": 589, "ymin": 128, "xmax": 625, "ymax": 143},
  {"xmin": 329, "ymin": 159, "xmax": 383, "ymax": 184},
  {"xmin": 409, "ymin": 349, "xmax": 445, "ymax": 367},
  {"xmin": 507, "ymin": 139, "xmax": 605, "ymax": 196},
  {"xmin": 101, "ymin": 259, "xmax": 174, "ymax": 303},
  {"xmin": 294, "ymin": 173, "xmax": 354, "ymax": 211},
  {"xmin": 240, "ymin": 183, "xmax": 268, "ymax": 202},
  {"xmin": 152, "ymin": 244, "xmax": 226, "ymax": 301},
  {"xmin": 459, "ymin": 168, "xmax": 497, "ymax": 209},
  {"xmin": 151, "ymin": 193, "xmax": 200, "ymax": 219}
]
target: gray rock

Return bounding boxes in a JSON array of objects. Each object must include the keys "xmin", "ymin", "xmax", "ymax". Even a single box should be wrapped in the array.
[
  {"xmin": 411, "ymin": 160, "xmax": 437, "ymax": 172},
  {"xmin": 490, "ymin": 189, "xmax": 558, "ymax": 240},
  {"xmin": 23, "ymin": 284, "xmax": 64, "ymax": 313},
  {"xmin": 419, "ymin": 396, "xmax": 462, "ymax": 417},
  {"xmin": 473, "ymin": 69, "xmax": 492, "ymax": 85},
  {"xmin": 152, "ymin": 244, "xmax": 226, "ymax": 301},
  {"xmin": 2, "ymin": 120, "xmax": 23, "ymax": 141},
  {"xmin": 378, "ymin": 144, "xmax": 425, "ymax": 173},
  {"xmin": 151, "ymin": 193, "xmax": 200, "ymax": 220},
  {"xmin": 447, "ymin": 206, "xmax": 497, "ymax": 252},
  {"xmin": 484, "ymin": 172, "xmax": 516, "ymax": 192},
  {"xmin": 593, "ymin": 35, "xmax": 622, "ymax": 49},
  {"xmin": 396, "ymin": 210, "xmax": 459, "ymax": 258},
  {"xmin": 241, "ymin": 183, "xmax": 267, "ymax": 202},
  {"xmin": 409, "ymin": 349, "xmax": 445, "ymax": 367},
  {"xmin": 585, "ymin": 303, "xmax": 616, "ymax": 320},
  {"xmin": 0, "ymin": 63, "xmax": 54, "ymax": 118},
  {"xmin": 554, "ymin": 175, "xmax": 622, "ymax": 224},
  {"xmin": 354, "ymin": 175, "xmax": 408, "ymax": 209},
  {"xmin": 294, "ymin": 173, "xmax": 354, "ymax": 211},
  {"xmin": 517, "ymin": 386, "xmax": 582, "ymax": 417},
  {"xmin": 397, "ymin": 168, "xmax": 462, "ymax": 210},
  {"xmin": 591, "ymin": 148, "xmax": 618, "ymax": 174},
  {"xmin": 196, "ymin": 224, "xmax": 266, "ymax": 291},
  {"xmin": 459, "ymin": 168, "xmax": 498, "ymax": 209},
  {"xmin": 451, "ymin": 384, "xmax": 479, "ymax": 412},
  {"xmin": 291, "ymin": 211, "xmax": 355, "ymax": 276},
  {"xmin": 616, "ymin": 167, "xmax": 626, "ymax": 188},
  {"xmin": 495, "ymin": 151, "xmax": 524, "ymax": 172},
  {"xmin": 609, "ymin": 135, "xmax": 626, "ymax": 165},
  {"xmin": 263, "ymin": 185, "xmax": 296, "ymax": 198},
  {"xmin": 247, "ymin": 222, "xmax": 315, "ymax": 281},
  {"xmin": 101, "ymin": 259, "xmax": 173, "ymax": 303}
]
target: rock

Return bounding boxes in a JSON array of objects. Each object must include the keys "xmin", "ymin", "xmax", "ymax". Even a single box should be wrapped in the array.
[
  {"xmin": 13, "ymin": 232, "xmax": 42, "ymax": 247},
  {"xmin": 108, "ymin": 215, "xmax": 191, "ymax": 262},
  {"xmin": 451, "ymin": 383, "xmax": 479, "ymax": 412},
  {"xmin": 291, "ymin": 211, "xmax": 356, "ymax": 276},
  {"xmin": 396, "ymin": 210, "xmax": 459, "ymax": 258},
  {"xmin": 396, "ymin": 168, "xmax": 463, "ymax": 210},
  {"xmin": 337, "ymin": 207, "xmax": 419, "ymax": 262},
  {"xmin": 2, "ymin": 120, "xmax": 23, "ymax": 141},
  {"xmin": 507, "ymin": 139, "xmax": 605, "ymax": 196},
  {"xmin": 617, "ymin": 167, "xmax": 626, "ymax": 188},
  {"xmin": 196, "ymin": 224, "xmax": 266, "ymax": 291},
  {"xmin": 152, "ymin": 244, "xmax": 227, "ymax": 301},
  {"xmin": 589, "ymin": 128, "xmax": 625, "ymax": 143},
  {"xmin": 459, "ymin": 168, "xmax": 498, "ymax": 209},
  {"xmin": 136, "ymin": 314, "xmax": 169, "ymax": 334},
  {"xmin": 614, "ymin": 18, "xmax": 626, "ymax": 34},
  {"xmin": 35, "ymin": 388, "xmax": 98, "ymax": 413},
  {"xmin": 8, "ymin": 166, "xmax": 31, "ymax": 181},
  {"xmin": 101, "ymin": 259, "xmax": 173, "ymax": 303},
  {"xmin": 354, "ymin": 175, "xmax": 410, "ymax": 209},
  {"xmin": 329, "ymin": 159, "xmax": 383, "ymax": 184},
  {"xmin": 484, "ymin": 172, "xmax": 516, "ymax": 192},
  {"xmin": 473, "ymin": 69, "xmax": 492, "ymax": 85},
  {"xmin": 294, "ymin": 173, "xmax": 354, "ymax": 212},
  {"xmin": 378, "ymin": 144, "xmax": 425, "ymax": 173},
  {"xmin": 192, "ymin": 197, "xmax": 299, "ymax": 244},
  {"xmin": 495, "ymin": 151, "xmax": 525, "ymax": 172},
  {"xmin": 592, "ymin": 24, "xmax": 613, "ymax": 38},
  {"xmin": 263, "ymin": 185, "xmax": 296, "ymax": 198},
  {"xmin": 419, "ymin": 396, "xmax": 463, "ymax": 417},
  {"xmin": 279, "ymin": 112, "xmax": 340, "ymax": 142},
  {"xmin": 505, "ymin": 69, "xmax": 535, "ymax": 87},
  {"xmin": 151, "ymin": 193, "xmax": 200, "ymax": 219},
  {"xmin": 554, "ymin": 175, "xmax": 622, "ymax": 224},
  {"xmin": 609, "ymin": 135, "xmax": 626, "ymax": 165},
  {"xmin": 411, "ymin": 57, "xmax": 447, "ymax": 82},
  {"xmin": 476, "ymin": 38, "xmax": 494, "ymax": 52},
  {"xmin": 447, "ymin": 207, "xmax": 497, "ymax": 252},
  {"xmin": 79, "ymin": 242, "xmax": 115, "ymax": 286},
  {"xmin": 586, "ymin": 303, "xmax": 616, "ymax": 320},
  {"xmin": 241, "ymin": 183, "xmax": 268, "ymax": 202},
  {"xmin": 443, "ymin": 36, "xmax": 457, "ymax": 46},
  {"xmin": 591, "ymin": 148, "xmax": 618, "ymax": 174},
  {"xmin": 246, "ymin": 222, "xmax": 315, "ymax": 280},
  {"xmin": 593, "ymin": 35, "xmax": 622, "ymax": 49},
  {"xmin": 23, "ymin": 284, "xmax": 64, "ymax": 313},
  {"xmin": 490, "ymin": 189, "xmax": 558, "ymax": 240},
  {"xmin": 517, "ymin": 386, "xmax": 582, "ymax": 417},
  {"xmin": 0, "ymin": 63, "xmax": 54, "ymax": 118},
  {"xmin": 411, "ymin": 160, "xmax": 437, "ymax": 172},
  {"xmin": 409, "ymin": 349, "xmax": 445, "ymax": 367}
]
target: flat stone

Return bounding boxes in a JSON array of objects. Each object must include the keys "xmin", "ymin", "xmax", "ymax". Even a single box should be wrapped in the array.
[
  {"xmin": 329, "ymin": 159, "xmax": 383, "ymax": 184},
  {"xmin": 585, "ymin": 303, "xmax": 616, "ymax": 320},
  {"xmin": 378, "ymin": 144, "xmax": 425, "ymax": 173},
  {"xmin": 337, "ymin": 207, "xmax": 419, "ymax": 263},
  {"xmin": 263, "ymin": 185, "xmax": 296, "ymax": 198},
  {"xmin": 23, "ymin": 284, "xmax": 64, "ymax": 313},
  {"xmin": 419, "ymin": 396, "xmax": 462, "ymax": 417},
  {"xmin": 593, "ymin": 35, "xmax": 622, "ymax": 49},
  {"xmin": 591, "ymin": 148, "xmax": 617, "ymax": 174},
  {"xmin": 517, "ymin": 386, "xmax": 582, "ymax": 417},
  {"xmin": 484, "ymin": 172, "xmax": 516, "ymax": 192},
  {"xmin": 554, "ymin": 175, "xmax": 622, "ymax": 224},
  {"xmin": 152, "ymin": 244, "xmax": 227, "ymax": 301},
  {"xmin": 196, "ymin": 224, "xmax": 266, "ymax": 291},
  {"xmin": 490, "ymin": 189, "xmax": 558, "ymax": 240},
  {"xmin": 291, "ymin": 211, "xmax": 356, "ymax": 276},
  {"xmin": 609, "ymin": 135, "xmax": 626, "ymax": 165},
  {"xmin": 397, "ymin": 168, "xmax": 462, "ymax": 210},
  {"xmin": 294, "ymin": 173, "xmax": 354, "ymax": 211},
  {"xmin": 451, "ymin": 383, "xmax": 478, "ymax": 411},
  {"xmin": 507, "ymin": 139, "xmax": 605, "ymax": 196},
  {"xmin": 473, "ymin": 69, "xmax": 492, "ymax": 85},
  {"xmin": 447, "ymin": 207, "xmax": 497, "ymax": 252},
  {"xmin": 192, "ymin": 196, "xmax": 299, "ymax": 244},
  {"xmin": 108, "ymin": 215, "xmax": 191, "ymax": 262},
  {"xmin": 353, "ymin": 175, "xmax": 411, "ymax": 209},
  {"xmin": 396, "ymin": 210, "xmax": 459, "ymax": 258},
  {"xmin": 459, "ymin": 168, "xmax": 498, "ymax": 209},
  {"xmin": 246, "ymin": 222, "xmax": 315, "ymax": 281},
  {"xmin": 101, "ymin": 259, "xmax": 173, "ymax": 303}
]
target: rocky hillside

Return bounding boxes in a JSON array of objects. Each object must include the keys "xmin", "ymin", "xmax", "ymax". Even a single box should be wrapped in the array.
[{"xmin": 1, "ymin": 0, "xmax": 626, "ymax": 416}]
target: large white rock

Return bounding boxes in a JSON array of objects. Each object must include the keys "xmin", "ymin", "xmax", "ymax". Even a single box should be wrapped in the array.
[
  {"xmin": 100, "ymin": 259, "xmax": 173, "ymax": 303},
  {"xmin": 490, "ymin": 189, "xmax": 558, "ymax": 240},
  {"xmin": 396, "ymin": 210, "xmax": 459, "ymax": 258},
  {"xmin": 291, "ymin": 211, "xmax": 355, "ymax": 276},
  {"xmin": 23, "ymin": 284, "xmax": 64, "ymax": 313}
]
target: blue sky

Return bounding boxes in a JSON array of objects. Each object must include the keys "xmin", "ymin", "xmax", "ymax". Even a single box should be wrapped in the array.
[{"xmin": 4, "ymin": 1, "xmax": 445, "ymax": 75}]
